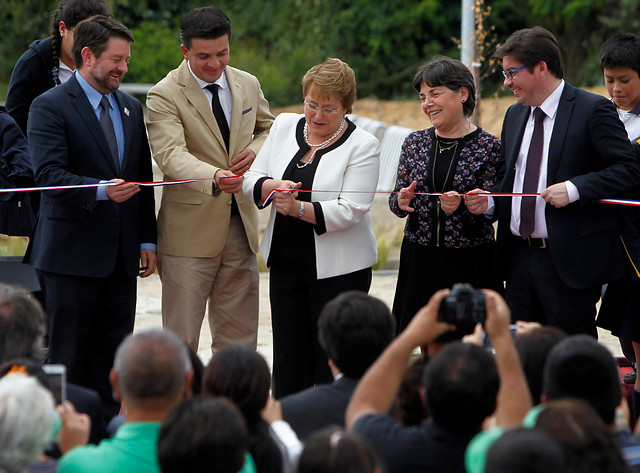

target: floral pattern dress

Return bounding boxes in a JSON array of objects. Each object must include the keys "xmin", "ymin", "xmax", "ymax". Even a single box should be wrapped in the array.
[{"xmin": 389, "ymin": 127, "xmax": 501, "ymax": 333}]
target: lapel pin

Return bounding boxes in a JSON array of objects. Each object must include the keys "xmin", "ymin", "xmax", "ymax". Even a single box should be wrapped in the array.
[{"xmin": 124, "ymin": 107, "xmax": 130, "ymax": 116}]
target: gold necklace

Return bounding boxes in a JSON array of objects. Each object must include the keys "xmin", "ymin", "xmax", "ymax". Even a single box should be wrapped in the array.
[
  {"xmin": 437, "ymin": 139, "xmax": 458, "ymax": 154},
  {"xmin": 435, "ymin": 118, "xmax": 473, "ymax": 154}
]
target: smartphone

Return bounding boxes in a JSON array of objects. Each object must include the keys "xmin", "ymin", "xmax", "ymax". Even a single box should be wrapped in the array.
[{"xmin": 42, "ymin": 364, "xmax": 66, "ymax": 405}]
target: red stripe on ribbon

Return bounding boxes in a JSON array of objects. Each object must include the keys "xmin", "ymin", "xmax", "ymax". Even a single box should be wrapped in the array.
[
  {"xmin": 0, "ymin": 178, "xmax": 211, "ymax": 194},
  {"xmin": 4, "ymin": 179, "xmax": 640, "ymax": 208}
]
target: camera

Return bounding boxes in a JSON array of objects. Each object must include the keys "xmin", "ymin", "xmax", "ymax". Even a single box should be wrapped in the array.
[{"xmin": 438, "ymin": 283, "xmax": 486, "ymax": 329}]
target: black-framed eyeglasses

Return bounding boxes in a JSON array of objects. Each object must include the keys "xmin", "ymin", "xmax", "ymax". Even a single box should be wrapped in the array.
[{"xmin": 501, "ymin": 65, "xmax": 527, "ymax": 80}]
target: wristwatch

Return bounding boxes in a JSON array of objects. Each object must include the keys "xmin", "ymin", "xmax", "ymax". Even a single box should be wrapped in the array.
[
  {"xmin": 212, "ymin": 178, "xmax": 221, "ymax": 197},
  {"xmin": 297, "ymin": 201, "xmax": 305, "ymax": 218}
]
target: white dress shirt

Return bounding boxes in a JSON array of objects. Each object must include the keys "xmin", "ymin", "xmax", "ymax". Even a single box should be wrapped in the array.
[
  {"xmin": 187, "ymin": 61, "xmax": 232, "ymax": 126},
  {"xmin": 508, "ymin": 80, "xmax": 579, "ymax": 238},
  {"xmin": 57, "ymin": 59, "xmax": 74, "ymax": 84}
]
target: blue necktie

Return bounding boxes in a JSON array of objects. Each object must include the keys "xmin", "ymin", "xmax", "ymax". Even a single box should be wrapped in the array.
[{"xmin": 99, "ymin": 96, "xmax": 120, "ymax": 174}]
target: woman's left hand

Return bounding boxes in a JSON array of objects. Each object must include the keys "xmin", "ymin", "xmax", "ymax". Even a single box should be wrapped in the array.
[
  {"xmin": 439, "ymin": 191, "xmax": 462, "ymax": 214},
  {"xmin": 273, "ymin": 181, "xmax": 302, "ymax": 216}
]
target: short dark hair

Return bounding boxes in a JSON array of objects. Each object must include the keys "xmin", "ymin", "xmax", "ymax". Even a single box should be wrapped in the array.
[
  {"xmin": 413, "ymin": 56, "xmax": 477, "ymax": 116},
  {"xmin": 485, "ymin": 428, "xmax": 563, "ymax": 473},
  {"xmin": 0, "ymin": 284, "xmax": 45, "ymax": 364},
  {"xmin": 534, "ymin": 399, "xmax": 630, "ymax": 473},
  {"xmin": 158, "ymin": 397, "xmax": 249, "ymax": 473},
  {"xmin": 180, "ymin": 7, "xmax": 232, "ymax": 50},
  {"xmin": 71, "ymin": 15, "xmax": 134, "ymax": 69},
  {"xmin": 599, "ymin": 33, "xmax": 640, "ymax": 77},
  {"xmin": 542, "ymin": 334, "xmax": 620, "ymax": 425},
  {"xmin": 297, "ymin": 428, "xmax": 380, "ymax": 473},
  {"xmin": 114, "ymin": 329, "xmax": 192, "ymax": 404},
  {"xmin": 495, "ymin": 26, "xmax": 564, "ymax": 79},
  {"xmin": 422, "ymin": 342, "xmax": 499, "ymax": 433},
  {"xmin": 516, "ymin": 326, "xmax": 566, "ymax": 404},
  {"xmin": 318, "ymin": 291, "xmax": 395, "ymax": 378}
]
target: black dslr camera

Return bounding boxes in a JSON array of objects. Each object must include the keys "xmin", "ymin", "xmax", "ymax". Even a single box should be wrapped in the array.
[{"xmin": 438, "ymin": 283, "xmax": 486, "ymax": 328}]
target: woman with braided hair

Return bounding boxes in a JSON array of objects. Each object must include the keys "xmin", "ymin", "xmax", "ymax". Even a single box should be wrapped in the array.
[
  {"xmin": 6, "ymin": 0, "xmax": 110, "ymax": 136},
  {"xmin": 4, "ymin": 0, "xmax": 109, "ymax": 234}
]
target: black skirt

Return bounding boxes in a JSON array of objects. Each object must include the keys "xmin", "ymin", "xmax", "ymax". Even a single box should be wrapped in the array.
[{"xmin": 392, "ymin": 238, "xmax": 496, "ymax": 334}]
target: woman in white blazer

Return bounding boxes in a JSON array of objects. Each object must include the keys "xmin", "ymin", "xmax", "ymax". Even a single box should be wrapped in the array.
[{"xmin": 243, "ymin": 58, "xmax": 380, "ymax": 398}]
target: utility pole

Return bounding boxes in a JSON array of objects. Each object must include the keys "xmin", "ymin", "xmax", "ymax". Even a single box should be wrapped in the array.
[{"xmin": 460, "ymin": 0, "xmax": 481, "ymax": 125}]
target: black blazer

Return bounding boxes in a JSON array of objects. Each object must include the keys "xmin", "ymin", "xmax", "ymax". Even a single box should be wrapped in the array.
[
  {"xmin": 0, "ymin": 106, "xmax": 36, "ymax": 235},
  {"xmin": 495, "ymin": 83, "xmax": 640, "ymax": 289},
  {"xmin": 25, "ymin": 75, "xmax": 156, "ymax": 278},
  {"xmin": 280, "ymin": 376, "xmax": 358, "ymax": 441},
  {"xmin": 6, "ymin": 37, "xmax": 56, "ymax": 136}
]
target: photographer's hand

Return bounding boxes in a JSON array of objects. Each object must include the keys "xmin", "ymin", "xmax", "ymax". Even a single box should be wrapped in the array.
[
  {"xmin": 401, "ymin": 289, "xmax": 456, "ymax": 348},
  {"xmin": 482, "ymin": 289, "xmax": 532, "ymax": 426},
  {"xmin": 483, "ymin": 290, "xmax": 512, "ymax": 343}
]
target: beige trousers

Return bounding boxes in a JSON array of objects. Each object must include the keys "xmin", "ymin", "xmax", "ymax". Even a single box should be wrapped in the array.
[{"xmin": 158, "ymin": 216, "xmax": 259, "ymax": 352}]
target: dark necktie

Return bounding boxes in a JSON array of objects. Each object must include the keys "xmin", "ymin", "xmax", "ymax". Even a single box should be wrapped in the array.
[
  {"xmin": 99, "ymin": 96, "xmax": 120, "ymax": 173},
  {"xmin": 519, "ymin": 107, "xmax": 546, "ymax": 238},
  {"xmin": 205, "ymin": 84, "xmax": 230, "ymax": 152}
]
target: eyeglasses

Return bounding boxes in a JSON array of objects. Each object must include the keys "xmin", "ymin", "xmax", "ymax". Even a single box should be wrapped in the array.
[
  {"xmin": 501, "ymin": 65, "xmax": 527, "ymax": 80},
  {"xmin": 304, "ymin": 102, "xmax": 341, "ymax": 115}
]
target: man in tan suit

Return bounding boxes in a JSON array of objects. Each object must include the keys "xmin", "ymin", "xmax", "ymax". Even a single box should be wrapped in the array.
[{"xmin": 145, "ymin": 6, "xmax": 274, "ymax": 352}]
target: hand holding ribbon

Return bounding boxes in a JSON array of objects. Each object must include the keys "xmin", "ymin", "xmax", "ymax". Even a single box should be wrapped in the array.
[
  {"xmin": 273, "ymin": 180, "xmax": 301, "ymax": 217},
  {"xmin": 439, "ymin": 190, "xmax": 462, "ymax": 214}
]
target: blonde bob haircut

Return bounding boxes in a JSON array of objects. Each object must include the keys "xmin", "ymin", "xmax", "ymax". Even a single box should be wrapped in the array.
[{"xmin": 302, "ymin": 58, "xmax": 356, "ymax": 114}]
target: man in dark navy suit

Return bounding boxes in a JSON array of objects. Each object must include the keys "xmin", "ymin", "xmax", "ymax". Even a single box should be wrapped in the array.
[
  {"xmin": 26, "ymin": 15, "xmax": 156, "ymax": 418},
  {"xmin": 466, "ymin": 27, "xmax": 640, "ymax": 336},
  {"xmin": 280, "ymin": 291, "xmax": 394, "ymax": 440}
]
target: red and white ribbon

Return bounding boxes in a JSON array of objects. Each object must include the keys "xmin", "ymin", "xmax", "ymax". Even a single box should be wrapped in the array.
[
  {"xmin": 0, "ymin": 178, "xmax": 210, "ymax": 194},
  {"xmin": 4, "ymin": 179, "xmax": 640, "ymax": 209}
]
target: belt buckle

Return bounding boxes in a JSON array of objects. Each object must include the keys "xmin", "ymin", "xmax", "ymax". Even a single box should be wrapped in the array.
[{"xmin": 526, "ymin": 237, "xmax": 547, "ymax": 248}]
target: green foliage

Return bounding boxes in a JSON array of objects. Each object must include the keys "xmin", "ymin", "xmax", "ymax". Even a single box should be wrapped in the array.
[
  {"xmin": 231, "ymin": 43, "xmax": 321, "ymax": 108},
  {"xmin": 0, "ymin": 0, "xmax": 56, "ymax": 84},
  {"xmin": 125, "ymin": 21, "xmax": 183, "ymax": 84},
  {"xmin": 0, "ymin": 236, "xmax": 28, "ymax": 256},
  {"xmin": 3, "ymin": 0, "xmax": 640, "ymax": 107},
  {"xmin": 110, "ymin": 0, "xmax": 208, "ymax": 29}
]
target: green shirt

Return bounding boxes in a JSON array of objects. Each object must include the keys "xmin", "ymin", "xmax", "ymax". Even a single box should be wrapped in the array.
[{"xmin": 58, "ymin": 422, "xmax": 161, "ymax": 473}]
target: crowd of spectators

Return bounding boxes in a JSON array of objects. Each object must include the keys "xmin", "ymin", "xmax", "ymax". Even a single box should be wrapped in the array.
[
  {"xmin": 3, "ymin": 281, "xmax": 640, "ymax": 473},
  {"xmin": 3, "ymin": 1, "xmax": 640, "ymax": 472}
]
